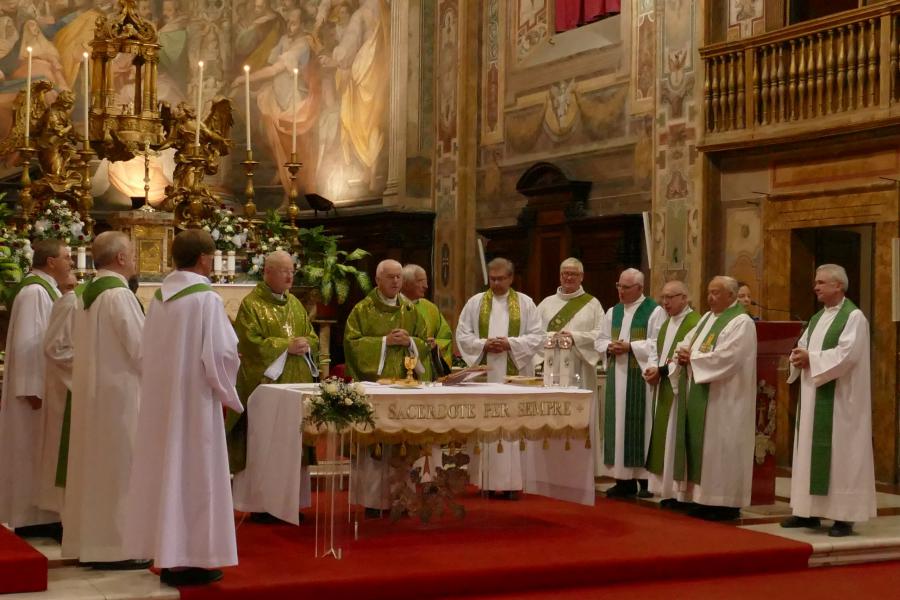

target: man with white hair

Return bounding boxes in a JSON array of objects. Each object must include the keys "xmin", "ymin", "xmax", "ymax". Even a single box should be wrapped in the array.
[
  {"xmin": 345, "ymin": 259, "xmax": 427, "ymax": 514},
  {"xmin": 457, "ymin": 258, "xmax": 543, "ymax": 498},
  {"xmin": 594, "ymin": 268, "xmax": 665, "ymax": 498},
  {"xmin": 228, "ymin": 250, "xmax": 319, "ymax": 523},
  {"xmin": 401, "ymin": 263, "xmax": 453, "ymax": 381},
  {"xmin": 535, "ymin": 258, "xmax": 605, "ymax": 471},
  {"xmin": 64, "ymin": 231, "xmax": 148, "ymax": 568},
  {"xmin": 642, "ymin": 279, "xmax": 698, "ymax": 505},
  {"xmin": 674, "ymin": 275, "xmax": 756, "ymax": 521},
  {"xmin": 782, "ymin": 264, "xmax": 875, "ymax": 537}
]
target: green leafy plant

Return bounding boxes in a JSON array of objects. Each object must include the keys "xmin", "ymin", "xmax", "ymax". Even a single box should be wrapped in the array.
[
  {"xmin": 0, "ymin": 194, "xmax": 31, "ymax": 310},
  {"xmin": 296, "ymin": 225, "xmax": 371, "ymax": 305}
]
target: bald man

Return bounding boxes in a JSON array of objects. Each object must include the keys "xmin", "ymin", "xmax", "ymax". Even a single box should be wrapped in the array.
[
  {"xmin": 228, "ymin": 251, "xmax": 319, "ymax": 523},
  {"xmin": 63, "ymin": 232, "xmax": 148, "ymax": 568},
  {"xmin": 642, "ymin": 280, "xmax": 698, "ymax": 505},
  {"xmin": 673, "ymin": 276, "xmax": 757, "ymax": 521}
]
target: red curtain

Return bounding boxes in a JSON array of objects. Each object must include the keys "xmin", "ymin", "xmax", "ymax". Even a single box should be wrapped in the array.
[{"xmin": 555, "ymin": 0, "xmax": 621, "ymax": 33}]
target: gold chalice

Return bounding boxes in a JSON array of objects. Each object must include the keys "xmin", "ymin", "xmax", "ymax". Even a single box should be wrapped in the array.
[{"xmin": 404, "ymin": 355, "xmax": 418, "ymax": 384}]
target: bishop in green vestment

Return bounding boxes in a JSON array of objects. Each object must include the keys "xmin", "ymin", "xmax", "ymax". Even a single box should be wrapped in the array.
[
  {"xmin": 227, "ymin": 252, "xmax": 319, "ymax": 474},
  {"xmin": 401, "ymin": 264, "xmax": 453, "ymax": 381}
]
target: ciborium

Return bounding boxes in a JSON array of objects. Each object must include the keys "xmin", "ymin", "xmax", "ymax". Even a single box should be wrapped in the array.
[{"xmin": 404, "ymin": 355, "xmax": 418, "ymax": 384}]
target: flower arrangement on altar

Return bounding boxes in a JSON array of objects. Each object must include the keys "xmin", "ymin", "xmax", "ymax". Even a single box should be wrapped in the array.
[
  {"xmin": 31, "ymin": 198, "xmax": 90, "ymax": 247},
  {"xmin": 244, "ymin": 210, "xmax": 298, "ymax": 278},
  {"xmin": 0, "ymin": 196, "xmax": 31, "ymax": 309},
  {"xmin": 199, "ymin": 205, "xmax": 249, "ymax": 252},
  {"xmin": 304, "ymin": 377, "xmax": 375, "ymax": 431}
]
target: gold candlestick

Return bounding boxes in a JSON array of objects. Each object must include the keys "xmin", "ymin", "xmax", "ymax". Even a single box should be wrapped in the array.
[
  {"xmin": 283, "ymin": 152, "xmax": 302, "ymax": 227},
  {"xmin": 17, "ymin": 146, "xmax": 35, "ymax": 219},
  {"xmin": 138, "ymin": 142, "xmax": 156, "ymax": 213},
  {"xmin": 242, "ymin": 150, "xmax": 259, "ymax": 219},
  {"xmin": 77, "ymin": 142, "xmax": 96, "ymax": 236}
]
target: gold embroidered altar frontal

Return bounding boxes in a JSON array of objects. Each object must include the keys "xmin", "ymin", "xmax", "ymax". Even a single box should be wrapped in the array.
[{"xmin": 300, "ymin": 382, "xmax": 593, "ymax": 445}]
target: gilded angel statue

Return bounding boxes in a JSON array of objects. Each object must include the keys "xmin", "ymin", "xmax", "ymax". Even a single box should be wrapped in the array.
[
  {"xmin": 0, "ymin": 80, "xmax": 55, "ymax": 160},
  {"xmin": 159, "ymin": 97, "xmax": 233, "ymax": 193}
]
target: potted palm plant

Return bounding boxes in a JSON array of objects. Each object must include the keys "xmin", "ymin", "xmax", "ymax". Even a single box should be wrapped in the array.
[{"xmin": 296, "ymin": 225, "xmax": 372, "ymax": 318}]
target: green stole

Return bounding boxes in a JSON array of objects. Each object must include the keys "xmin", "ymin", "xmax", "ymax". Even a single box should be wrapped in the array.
[
  {"xmin": 645, "ymin": 309, "xmax": 700, "ymax": 475},
  {"xmin": 153, "ymin": 282, "xmax": 214, "ymax": 302},
  {"xmin": 54, "ymin": 285, "xmax": 85, "ymax": 488},
  {"xmin": 478, "ymin": 289, "xmax": 521, "ymax": 376},
  {"xmin": 673, "ymin": 303, "xmax": 746, "ymax": 484},
  {"xmin": 604, "ymin": 297, "xmax": 658, "ymax": 467},
  {"xmin": 13, "ymin": 273, "xmax": 60, "ymax": 305},
  {"xmin": 802, "ymin": 298, "xmax": 858, "ymax": 495},
  {"xmin": 82, "ymin": 275, "xmax": 128, "ymax": 309},
  {"xmin": 547, "ymin": 292, "xmax": 595, "ymax": 332}
]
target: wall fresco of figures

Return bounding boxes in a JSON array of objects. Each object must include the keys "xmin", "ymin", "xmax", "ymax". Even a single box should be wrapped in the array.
[{"xmin": 0, "ymin": 0, "xmax": 391, "ymax": 208}]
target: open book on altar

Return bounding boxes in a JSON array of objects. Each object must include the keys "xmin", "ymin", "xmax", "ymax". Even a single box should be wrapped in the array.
[{"xmin": 438, "ymin": 365, "xmax": 489, "ymax": 385}]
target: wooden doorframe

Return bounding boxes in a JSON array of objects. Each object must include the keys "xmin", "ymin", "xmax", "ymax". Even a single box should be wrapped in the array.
[{"xmin": 762, "ymin": 183, "xmax": 900, "ymax": 482}]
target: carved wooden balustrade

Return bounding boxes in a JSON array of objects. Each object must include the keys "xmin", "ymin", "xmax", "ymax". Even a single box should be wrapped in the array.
[{"xmin": 700, "ymin": 2, "xmax": 900, "ymax": 149}]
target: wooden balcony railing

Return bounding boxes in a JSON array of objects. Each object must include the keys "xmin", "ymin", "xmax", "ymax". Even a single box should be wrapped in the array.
[{"xmin": 700, "ymin": 2, "xmax": 900, "ymax": 147}]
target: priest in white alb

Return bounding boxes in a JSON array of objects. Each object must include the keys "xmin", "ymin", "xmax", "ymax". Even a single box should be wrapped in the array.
[
  {"xmin": 36, "ymin": 272, "xmax": 79, "ymax": 516},
  {"xmin": 674, "ymin": 276, "xmax": 756, "ymax": 521},
  {"xmin": 534, "ymin": 257, "xmax": 604, "ymax": 448},
  {"xmin": 63, "ymin": 232, "xmax": 148, "ymax": 569},
  {"xmin": 594, "ymin": 268, "xmax": 665, "ymax": 499},
  {"xmin": 124, "ymin": 229, "xmax": 243, "ymax": 587},
  {"xmin": 456, "ymin": 257, "xmax": 543, "ymax": 498},
  {"xmin": 782, "ymin": 264, "xmax": 876, "ymax": 537},
  {"xmin": 0, "ymin": 239, "xmax": 70, "ymax": 536},
  {"xmin": 641, "ymin": 280, "xmax": 698, "ymax": 505}
]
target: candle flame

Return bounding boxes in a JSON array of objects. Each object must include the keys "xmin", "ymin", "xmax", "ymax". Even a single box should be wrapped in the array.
[
  {"xmin": 243, "ymin": 65, "xmax": 250, "ymax": 72},
  {"xmin": 293, "ymin": 68, "xmax": 298, "ymax": 74},
  {"xmin": 198, "ymin": 61, "xmax": 204, "ymax": 67},
  {"xmin": 83, "ymin": 52, "xmax": 88, "ymax": 58},
  {"xmin": 26, "ymin": 46, "xmax": 32, "ymax": 53}
]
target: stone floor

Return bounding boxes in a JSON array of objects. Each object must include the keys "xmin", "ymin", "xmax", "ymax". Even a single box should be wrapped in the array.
[{"xmin": 6, "ymin": 476, "xmax": 900, "ymax": 599}]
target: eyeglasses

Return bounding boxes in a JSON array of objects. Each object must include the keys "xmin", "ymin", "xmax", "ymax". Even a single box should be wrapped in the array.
[
  {"xmin": 661, "ymin": 293, "xmax": 685, "ymax": 300},
  {"xmin": 615, "ymin": 283, "xmax": 640, "ymax": 290},
  {"xmin": 560, "ymin": 271, "xmax": 582, "ymax": 278}
]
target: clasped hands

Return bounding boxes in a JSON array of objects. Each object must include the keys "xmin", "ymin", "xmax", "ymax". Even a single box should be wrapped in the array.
[
  {"xmin": 385, "ymin": 329, "xmax": 412, "ymax": 346},
  {"xmin": 789, "ymin": 347, "xmax": 810, "ymax": 369},
  {"xmin": 484, "ymin": 337, "xmax": 511, "ymax": 354},
  {"xmin": 607, "ymin": 340, "xmax": 631, "ymax": 355}
]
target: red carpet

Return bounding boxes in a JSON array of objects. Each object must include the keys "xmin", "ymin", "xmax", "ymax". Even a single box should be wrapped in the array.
[
  {"xmin": 444, "ymin": 560, "xmax": 900, "ymax": 599},
  {"xmin": 0, "ymin": 526, "xmax": 47, "ymax": 594},
  {"xmin": 179, "ymin": 491, "xmax": 812, "ymax": 600}
]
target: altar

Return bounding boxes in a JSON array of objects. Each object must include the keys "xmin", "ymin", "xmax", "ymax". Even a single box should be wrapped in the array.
[{"xmin": 232, "ymin": 383, "xmax": 595, "ymax": 525}]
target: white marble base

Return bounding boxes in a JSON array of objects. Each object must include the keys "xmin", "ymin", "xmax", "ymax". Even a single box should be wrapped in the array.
[{"xmin": 1, "ymin": 565, "xmax": 177, "ymax": 600}]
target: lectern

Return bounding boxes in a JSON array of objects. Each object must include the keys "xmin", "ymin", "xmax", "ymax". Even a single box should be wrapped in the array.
[{"xmin": 752, "ymin": 320, "xmax": 804, "ymax": 505}]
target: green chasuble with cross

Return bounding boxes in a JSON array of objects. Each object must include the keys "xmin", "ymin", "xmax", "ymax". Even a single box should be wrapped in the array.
[
  {"xmin": 344, "ymin": 290, "xmax": 428, "ymax": 381},
  {"xmin": 227, "ymin": 282, "xmax": 319, "ymax": 473},
  {"xmin": 413, "ymin": 298, "xmax": 454, "ymax": 382}
]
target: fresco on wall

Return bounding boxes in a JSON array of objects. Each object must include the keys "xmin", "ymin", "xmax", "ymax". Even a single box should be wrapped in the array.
[{"xmin": 0, "ymin": 0, "xmax": 391, "ymax": 207}]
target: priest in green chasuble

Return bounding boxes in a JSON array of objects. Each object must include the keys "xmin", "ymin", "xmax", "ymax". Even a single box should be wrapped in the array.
[
  {"xmin": 641, "ymin": 280, "xmax": 698, "ymax": 506},
  {"xmin": 345, "ymin": 259, "xmax": 427, "ymax": 512},
  {"xmin": 456, "ymin": 258, "xmax": 544, "ymax": 497},
  {"xmin": 228, "ymin": 251, "xmax": 318, "ymax": 522},
  {"xmin": 674, "ymin": 276, "xmax": 756, "ymax": 522},
  {"xmin": 401, "ymin": 263, "xmax": 453, "ymax": 380},
  {"xmin": 782, "ymin": 264, "xmax": 875, "ymax": 537},
  {"xmin": 594, "ymin": 268, "xmax": 665, "ymax": 499}
]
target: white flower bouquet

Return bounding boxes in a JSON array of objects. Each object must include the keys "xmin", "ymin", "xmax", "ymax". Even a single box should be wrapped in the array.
[
  {"xmin": 305, "ymin": 377, "xmax": 375, "ymax": 431},
  {"xmin": 198, "ymin": 205, "xmax": 248, "ymax": 252},
  {"xmin": 31, "ymin": 198, "xmax": 90, "ymax": 247}
]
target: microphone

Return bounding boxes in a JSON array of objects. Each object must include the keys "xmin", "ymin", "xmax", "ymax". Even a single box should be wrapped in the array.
[{"xmin": 750, "ymin": 300, "xmax": 805, "ymax": 323}]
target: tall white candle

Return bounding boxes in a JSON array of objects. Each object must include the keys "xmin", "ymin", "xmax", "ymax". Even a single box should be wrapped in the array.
[
  {"xmin": 24, "ymin": 46, "xmax": 33, "ymax": 145},
  {"xmin": 291, "ymin": 67, "xmax": 298, "ymax": 155},
  {"xmin": 195, "ymin": 61, "xmax": 204, "ymax": 147},
  {"xmin": 213, "ymin": 250, "xmax": 222, "ymax": 274},
  {"xmin": 76, "ymin": 246, "xmax": 86, "ymax": 270},
  {"xmin": 82, "ymin": 52, "xmax": 89, "ymax": 143},
  {"xmin": 243, "ymin": 65, "xmax": 251, "ymax": 152}
]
